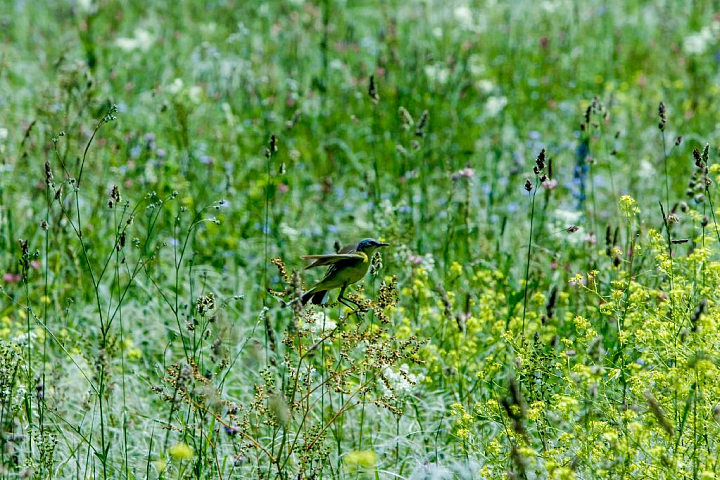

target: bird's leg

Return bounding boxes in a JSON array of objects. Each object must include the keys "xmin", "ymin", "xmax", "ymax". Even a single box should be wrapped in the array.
[
  {"xmin": 338, "ymin": 285, "xmax": 361, "ymax": 307},
  {"xmin": 337, "ymin": 285, "xmax": 360, "ymax": 317}
]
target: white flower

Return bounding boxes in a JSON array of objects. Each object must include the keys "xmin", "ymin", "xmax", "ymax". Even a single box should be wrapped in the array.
[
  {"xmin": 188, "ymin": 85, "xmax": 203, "ymax": 104},
  {"xmin": 167, "ymin": 78, "xmax": 184, "ymax": 95},
  {"xmin": 304, "ymin": 312, "xmax": 336, "ymax": 335},
  {"xmin": 76, "ymin": 0, "xmax": 97, "ymax": 14},
  {"xmin": 484, "ymin": 96, "xmax": 507, "ymax": 117},
  {"xmin": 454, "ymin": 5, "xmax": 474, "ymax": 29},
  {"xmin": 116, "ymin": 28, "xmax": 155, "ymax": 52},
  {"xmin": 424, "ymin": 64, "xmax": 450, "ymax": 85},
  {"xmin": 554, "ymin": 209, "xmax": 584, "ymax": 245},
  {"xmin": 540, "ymin": 0, "xmax": 561, "ymax": 13},
  {"xmin": 682, "ymin": 23, "xmax": 719, "ymax": 55},
  {"xmin": 0, "ymin": 127, "xmax": 8, "ymax": 141},
  {"xmin": 554, "ymin": 209, "xmax": 582, "ymax": 225},
  {"xmin": 382, "ymin": 364, "xmax": 423, "ymax": 397},
  {"xmin": 329, "ymin": 59, "xmax": 345, "ymax": 70},
  {"xmin": 468, "ymin": 54, "xmax": 485, "ymax": 77},
  {"xmin": 638, "ymin": 159, "xmax": 655, "ymax": 181},
  {"xmin": 476, "ymin": 79, "xmax": 494, "ymax": 94}
]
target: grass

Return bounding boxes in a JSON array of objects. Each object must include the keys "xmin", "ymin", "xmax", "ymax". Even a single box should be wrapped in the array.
[{"xmin": 3, "ymin": 0, "xmax": 720, "ymax": 478}]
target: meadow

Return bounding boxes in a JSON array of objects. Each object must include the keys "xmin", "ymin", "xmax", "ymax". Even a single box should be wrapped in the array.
[{"xmin": 2, "ymin": 0, "xmax": 720, "ymax": 478}]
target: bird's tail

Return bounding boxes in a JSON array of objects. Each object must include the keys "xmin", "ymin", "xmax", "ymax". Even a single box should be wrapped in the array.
[{"xmin": 301, "ymin": 288, "xmax": 328, "ymax": 305}]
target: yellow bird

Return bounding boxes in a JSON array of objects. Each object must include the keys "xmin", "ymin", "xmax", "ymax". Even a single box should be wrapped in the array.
[{"xmin": 301, "ymin": 238, "xmax": 390, "ymax": 307}]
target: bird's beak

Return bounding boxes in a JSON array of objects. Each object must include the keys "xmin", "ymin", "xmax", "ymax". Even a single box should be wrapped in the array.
[{"xmin": 378, "ymin": 242, "xmax": 390, "ymax": 247}]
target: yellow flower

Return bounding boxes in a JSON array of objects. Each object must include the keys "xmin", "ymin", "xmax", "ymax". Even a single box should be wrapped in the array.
[
  {"xmin": 169, "ymin": 442, "xmax": 194, "ymax": 460},
  {"xmin": 344, "ymin": 450, "xmax": 377, "ymax": 469},
  {"xmin": 450, "ymin": 261, "xmax": 463, "ymax": 276},
  {"xmin": 152, "ymin": 459, "xmax": 167, "ymax": 473},
  {"xmin": 619, "ymin": 195, "xmax": 640, "ymax": 217}
]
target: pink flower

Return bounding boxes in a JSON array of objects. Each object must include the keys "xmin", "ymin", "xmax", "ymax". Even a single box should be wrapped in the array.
[
  {"xmin": 542, "ymin": 178, "xmax": 558, "ymax": 190},
  {"xmin": 451, "ymin": 167, "xmax": 475, "ymax": 180},
  {"xmin": 278, "ymin": 183, "xmax": 289, "ymax": 193},
  {"xmin": 3, "ymin": 273, "xmax": 21, "ymax": 283},
  {"xmin": 408, "ymin": 255, "xmax": 423, "ymax": 265},
  {"xmin": 31, "ymin": 261, "xmax": 41, "ymax": 270}
]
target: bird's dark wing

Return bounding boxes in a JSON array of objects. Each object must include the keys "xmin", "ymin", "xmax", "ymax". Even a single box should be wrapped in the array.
[
  {"xmin": 337, "ymin": 243, "xmax": 359, "ymax": 254},
  {"xmin": 302, "ymin": 253, "xmax": 364, "ymax": 269}
]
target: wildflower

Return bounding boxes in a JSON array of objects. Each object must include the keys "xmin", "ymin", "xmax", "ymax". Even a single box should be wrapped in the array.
[
  {"xmin": 450, "ymin": 261, "xmax": 463, "ymax": 276},
  {"xmin": 542, "ymin": 178, "xmax": 558, "ymax": 190},
  {"xmin": 115, "ymin": 28, "xmax": 155, "ymax": 52},
  {"xmin": 682, "ymin": 23, "xmax": 719, "ymax": 55},
  {"xmin": 344, "ymin": 450, "xmax": 377, "ymax": 469},
  {"xmin": 408, "ymin": 255, "xmax": 423, "ymax": 265},
  {"xmin": 451, "ymin": 167, "xmax": 475, "ymax": 180},
  {"xmin": 485, "ymin": 95, "xmax": 507, "ymax": 116},
  {"xmin": 304, "ymin": 311, "xmax": 336, "ymax": 334},
  {"xmin": 167, "ymin": 78, "xmax": 184, "ymax": 95},
  {"xmin": 382, "ymin": 364, "xmax": 423, "ymax": 396},
  {"xmin": 76, "ymin": 0, "xmax": 97, "ymax": 14},
  {"xmin": 619, "ymin": 195, "xmax": 640, "ymax": 217},
  {"xmin": 476, "ymin": 79, "xmax": 494, "ymax": 93},
  {"xmin": 152, "ymin": 459, "xmax": 167, "ymax": 473},
  {"xmin": 188, "ymin": 85, "xmax": 203, "ymax": 104},
  {"xmin": 569, "ymin": 273, "xmax": 586, "ymax": 287},
  {"xmin": 454, "ymin": 5, "xmax": 474, "ymax": 29},
  {"xmin": 3, "ymin": 273, "xmax": 21, "ymax": 283},
  {"xmin": 169, "ymin": 442, "xmax": 194, "ymax": 460}
]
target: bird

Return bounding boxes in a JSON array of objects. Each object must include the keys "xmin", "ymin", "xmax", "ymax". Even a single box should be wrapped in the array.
[{"xmin": 301, "ymin": 238, "xmax": 390, "ymax": 307}]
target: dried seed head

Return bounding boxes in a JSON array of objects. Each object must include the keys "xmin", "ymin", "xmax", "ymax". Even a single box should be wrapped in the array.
[
  {"xmin": 44, "ymin": 161, "xmax": 54, "ymax": 187},
  {"xmin": 270, "ymin": 134, "xmax": 278, "ymax": 153},
  {"xmin": 415, "ymin": 110, "xmax": 429, "ymax": 138},
  {"xmin": 398, "ymin": 107, "xmax": 414, "ymax": 130},
  {"xmin": 658, "ymin": 102, "xmax": 666, "ymax": 131},
  {"xmin": 535, "ymin": 149, "xmax": 546, "ymax": 171},
  {"xmin": 693, "ymin": 147, "xmax": 702, "ymax": 165},
  {"xmin": 524, "ymin": 178, "xmax": 533, "ymax": 192},
  {"xmin": 368, "ymin": 75, "xmax": 379, "ymax": 104},
  {"xmin": 109, "ymin": 185, "xmax": 121, "ymax": 208}
]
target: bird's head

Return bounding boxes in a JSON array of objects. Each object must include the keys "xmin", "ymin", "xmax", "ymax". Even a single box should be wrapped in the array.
[{"xmin": 356, "ymin": 238, "xmax": 390, "ymax": 253}]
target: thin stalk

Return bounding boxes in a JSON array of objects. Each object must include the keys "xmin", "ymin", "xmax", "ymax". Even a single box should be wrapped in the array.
[{"xmin": 521, "ymin": 179, "xmax": 539, "ymax": 336}]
